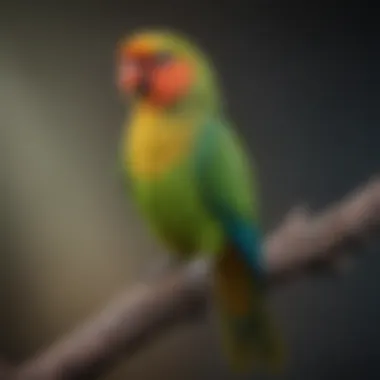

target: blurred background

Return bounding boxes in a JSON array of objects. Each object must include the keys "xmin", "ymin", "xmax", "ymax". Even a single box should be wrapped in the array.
[{"xmin": 1, "ymin": 1, "xmax": 379, "ymax": 379}]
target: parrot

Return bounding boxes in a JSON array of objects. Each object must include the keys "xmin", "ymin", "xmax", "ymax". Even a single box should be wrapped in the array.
[{"xmin": 115, "ymin": 29, "xmax": 284, "ymax": 372}]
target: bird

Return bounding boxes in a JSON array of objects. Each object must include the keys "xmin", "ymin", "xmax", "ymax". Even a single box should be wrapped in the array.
[{"xmin": 115, "ymin": 29, "xmax": 284, "ymax": 373}]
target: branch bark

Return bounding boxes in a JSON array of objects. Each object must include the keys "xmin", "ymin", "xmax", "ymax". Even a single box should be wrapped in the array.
[{"xmin": 10, "ymin": 176, "xmax": 380, "ymax": 380}]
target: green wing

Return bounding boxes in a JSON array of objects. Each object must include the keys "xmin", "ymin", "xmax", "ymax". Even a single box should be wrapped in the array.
[{"xmin": 194, "ymin": 119, "xmax": 264, "ymax": 273}]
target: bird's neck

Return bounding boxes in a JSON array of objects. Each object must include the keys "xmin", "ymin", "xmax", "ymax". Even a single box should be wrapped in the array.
[{"xmin": 122, "ymin": 101, "xmax": 201, "ymax": 181}]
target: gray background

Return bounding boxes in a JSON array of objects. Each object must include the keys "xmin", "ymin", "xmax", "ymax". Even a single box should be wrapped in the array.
[{"xmin": 1, "ymin": 1, "xmax": 379, "ymax": 379}]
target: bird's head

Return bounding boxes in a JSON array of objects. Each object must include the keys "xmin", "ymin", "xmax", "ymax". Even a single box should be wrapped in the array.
[{"xmin": 116, "ymin": 29, "xmax": 221, "ymax": 110}]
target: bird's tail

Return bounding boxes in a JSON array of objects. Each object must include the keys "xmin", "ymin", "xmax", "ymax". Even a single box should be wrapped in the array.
[{"xmin": 213, "ymin": 244, "xmax": 285, "ymax": 373}]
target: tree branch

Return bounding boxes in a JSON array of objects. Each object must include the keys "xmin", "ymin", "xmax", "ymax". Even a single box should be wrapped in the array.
[{"xmin": 10, "ymin": 176, "xmax": 380, "ymax": 380}]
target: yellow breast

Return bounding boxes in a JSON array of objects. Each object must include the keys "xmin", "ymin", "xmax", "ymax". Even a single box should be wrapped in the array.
[{"xmin": 123, "ymin": 104, "xmax": 195, "ymax": 180}]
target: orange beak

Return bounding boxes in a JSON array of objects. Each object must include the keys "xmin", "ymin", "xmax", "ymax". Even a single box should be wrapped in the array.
[{"xmin": 117, "ymin": 58, "xmax": 142, "ymax": 94}]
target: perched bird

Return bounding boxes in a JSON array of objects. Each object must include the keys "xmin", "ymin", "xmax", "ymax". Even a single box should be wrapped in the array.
[{"xmin": 116, "ymin": 29, "xmax": 284, "ymax": 372}]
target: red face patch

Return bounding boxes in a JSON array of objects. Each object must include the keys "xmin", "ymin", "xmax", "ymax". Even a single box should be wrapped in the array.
[{"xmin": 117, "ymin": 46, "xmax": 194, "ymax": 105}]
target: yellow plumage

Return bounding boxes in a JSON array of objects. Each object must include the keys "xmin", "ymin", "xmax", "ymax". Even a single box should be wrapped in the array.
[{"xmin": 122, "ymin": 103, "xmax": 196, "ymax": 180}]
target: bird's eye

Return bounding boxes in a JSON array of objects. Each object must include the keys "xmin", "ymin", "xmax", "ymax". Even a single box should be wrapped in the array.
[{"xmin": 155, "ymin": 51, "xmax": 172, "ymax": 65}]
